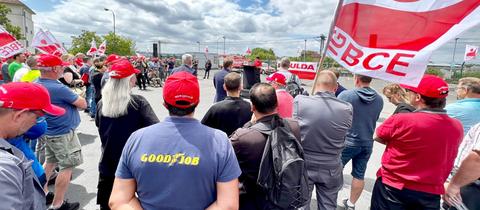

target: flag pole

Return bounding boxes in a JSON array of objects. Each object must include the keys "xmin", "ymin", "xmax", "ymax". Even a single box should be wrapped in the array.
[{"xmin": 311, "ymin": 0, "xmax": 344, "ymax": 95}]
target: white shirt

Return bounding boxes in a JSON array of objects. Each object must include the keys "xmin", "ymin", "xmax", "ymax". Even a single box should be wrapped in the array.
[
  {"xmin": 12, "ymin": 64, "xmax": 30, "ymax": 82},
  {"xmin": 449, "ymin": 123, "xmax": 480, "ymax": 179}
]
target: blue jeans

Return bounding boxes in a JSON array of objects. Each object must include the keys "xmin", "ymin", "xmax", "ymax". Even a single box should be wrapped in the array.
[
  {"xmin": 86, "ymin": 85, "xmax": 94, "ymax": 109},
  {"xmin": 89, "ymin": 88, "xmax": 96, "ymax": 118},
  {"xmin": 341, "ymin": 145, "xmax": 373, "ymax": 180}
]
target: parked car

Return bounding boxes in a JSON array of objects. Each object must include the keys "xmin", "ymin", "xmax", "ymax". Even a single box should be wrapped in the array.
[{"xmin": 261, "ymin": 63, "xmax": 276, "ymax": 75}]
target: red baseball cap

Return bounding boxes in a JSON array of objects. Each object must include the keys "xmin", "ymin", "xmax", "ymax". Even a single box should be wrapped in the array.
[
  {"xmin": 37, "ymin": 54, "xmax": 69, "ymax": 67},
  {"xmin": 163, "ymin": 72, "xmax": 199, "ymax": 108},
  {"xmin": 108, "ymin": 60, "xmax": 140, "ymax": 79},
  {"xmin": 400, "ymin": 74, "xmax": 449, "ymax": 98},
  {"xmin": 266, "ymin": 72, "xmax": 287, "ymax": 85},
  {"xmin": 0, "ymin": 82, "xmax": 65, "ymax": 116},
  {"xmin": 105, "ymin": 54, "xmax": 121, "ymax": 65}
]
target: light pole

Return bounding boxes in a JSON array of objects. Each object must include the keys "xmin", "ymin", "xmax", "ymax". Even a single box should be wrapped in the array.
[
  {"xmin": 104, "ymin": 8, "xmax": 116, "ymax": 51},
  {"xmin": 304, "ymin": 39, "xmax": 307, "ymax": 62},
  {"xmin": 450, "ymin": 38, "xmax": 459, "ymax": 74},
  {"xmin": 197, "ymin": 41, "xmax": 200, "ymax": 52},
  {"xmin": 223, "ymin": 36, "xmax": 226, "ymax": 55}
]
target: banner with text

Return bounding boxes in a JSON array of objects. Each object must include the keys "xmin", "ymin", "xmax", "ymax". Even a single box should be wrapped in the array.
[
  {"xmin": 327, "ymin": 0, "xmax": 480, "ymax": 87},
  {"xmin": 287, "ymin": 61, "xmax": 318, "ymax": 80},
  {"xmin": 0, "ymin": 26, "xmax": 24, "ymax": 58}
]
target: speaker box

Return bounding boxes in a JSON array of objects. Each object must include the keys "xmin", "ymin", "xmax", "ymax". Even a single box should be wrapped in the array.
[{"xmin": 153, "ymin": 43, "xmax": 158, "ymax": 57}]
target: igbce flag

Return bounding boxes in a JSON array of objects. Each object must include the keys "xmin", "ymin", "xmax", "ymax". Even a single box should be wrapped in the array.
[
  {"xmin": 0, "ymin": 25, "xmax": 24, "ymax": 58},
  {"xmin": 32, "ymin": 29, "xmax": 63, "ymax": 56},
  {"xmin": 327, "ymin": 0, "xmax": 480, "ymax": 86},
  {"xmin": 464, "ymin": 45, "xmax": 478, "ymax": 61}
]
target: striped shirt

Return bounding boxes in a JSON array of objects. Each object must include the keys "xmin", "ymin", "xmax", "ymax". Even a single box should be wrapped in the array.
[{"xmin": 449, "ymin": 123, "xmax": 480, "ymax": 180}]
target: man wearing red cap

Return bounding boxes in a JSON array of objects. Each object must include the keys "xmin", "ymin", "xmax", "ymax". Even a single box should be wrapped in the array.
[
  {"xmin": 110, "ymin": 72, "xmax": 241, "ymax": 210},
  {"xmin": 0, "ymin": 82, "xmax": 65, "ymax": 210},
  {"xmin": 371, "ymin": 74, "xmax": 464, "ymax": 209},
  {"xmin": 36, "ymin": 54, "xmax": 87, "ymax": 210},
  {"xmin": 266, "ymin": 72, "xmax": 294, "ymax": 118}
]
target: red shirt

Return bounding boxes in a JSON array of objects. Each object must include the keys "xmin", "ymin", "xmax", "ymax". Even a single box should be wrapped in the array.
[
  {"xmin": 254, "ymin": 59, "xmax": 262, "ymax": 68},
  {"xmin": 376, "ymin": 110, "xmax": 463, "ymax": 195},
  {"xmin": 276, "ymin": 89, "xmax": 293, "ymax": 118}
]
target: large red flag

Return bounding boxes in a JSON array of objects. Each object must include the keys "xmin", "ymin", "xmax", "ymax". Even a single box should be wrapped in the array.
[
  {"xmin": 327, "ymin": 0, "xmax": 480, "ymax": 86},
  {"xmin": 0, "ymin": 26, "xmax": 24, "ymax": 58}
]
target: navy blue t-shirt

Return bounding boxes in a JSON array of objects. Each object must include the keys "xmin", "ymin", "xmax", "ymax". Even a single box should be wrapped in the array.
[
  {"xmin": 116, "ymin": 116, "xmax": 241, "ymax": 210},
  {"xmin": 37, "ymin": 78, "xmax": 80, "ymax": 135}
]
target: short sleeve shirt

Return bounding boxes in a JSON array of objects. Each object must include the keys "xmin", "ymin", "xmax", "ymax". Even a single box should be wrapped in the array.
[
  {"xmin": 276, "ymin": 89, "xmax": 294, "ymax": 118},
  {"xmin": 376, "ymin": 110, "xmax": 463, "ymax": 195},
  {"xmin": 37, "ymin": 78, "xmax": 80, "ymax": 135},
  {"xmin": 116, "ymin": 117, "xmax": 241, "ymax": 210}
]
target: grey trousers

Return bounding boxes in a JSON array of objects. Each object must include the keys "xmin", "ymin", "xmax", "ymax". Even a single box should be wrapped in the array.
[{"xmin": 304, "ymin": 163, "xmax": 343, "ymax": 210}]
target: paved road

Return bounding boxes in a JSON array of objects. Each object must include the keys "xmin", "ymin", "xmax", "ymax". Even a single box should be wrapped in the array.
[{"xmin": 64, "ymin": 70, "xmax": 458, "ymax": 209}]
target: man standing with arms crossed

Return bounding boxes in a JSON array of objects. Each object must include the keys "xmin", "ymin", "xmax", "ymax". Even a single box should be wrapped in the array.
[{"xmin": 36, "ymin": 54, "xmax": 87, "ymax": 210}]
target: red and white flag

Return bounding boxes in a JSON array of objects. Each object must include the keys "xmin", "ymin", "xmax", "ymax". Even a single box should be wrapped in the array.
[
  {"xmin": 0, "ymin": 25, "xmax": 24, "ymax": 58},
  {"xmin": 86, "ymin": 39, "xmax": 97, "ymax": 56},
  {"xmin": 327, "ymin": 0, "xmax": 480, "ymax": 86},
  {"xmin": 204, "ymin": 46, "xmax": 209, "ymax": 57},
  {"xmin": 32, "ymin": 29, "xmax": 63, "ymax": 56},
  {"xmin": 245, "ymin": 47, "xmax": 252, "ymax": 55},
  {"xmin": 45, "ymin": 30, "xmax": 66, "ymax": 54},
  {"xmin": 464, "ymin": 45, "xmax": 478, "ymax": 61},
  {"xmin": 98, "ymin": 41, "xmax": 107, "ymax": 55}
]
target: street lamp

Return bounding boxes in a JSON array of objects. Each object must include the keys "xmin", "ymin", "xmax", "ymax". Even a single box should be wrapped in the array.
[{"xmin": 104, "ymin": 8, "xmax": 116, "ymax": 52}]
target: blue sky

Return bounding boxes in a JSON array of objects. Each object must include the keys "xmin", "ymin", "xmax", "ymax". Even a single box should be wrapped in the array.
[{"xmin": 17, "ymin": 0, "xmax": 480, "ymax": 64}]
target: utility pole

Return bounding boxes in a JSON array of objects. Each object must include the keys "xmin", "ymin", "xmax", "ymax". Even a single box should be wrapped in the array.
[
  {"xmin": 304, "ymin": 39, "xmax": 307, "ymax": 62},
  {"xmin": 450, "ymin": 38, "xmax": 459, "ymax": 74},
  {"xmin": 223, "ymin": 36, "xmax": 226, "ymax": 55},
  {"xmin": 158, "ymin": 41, "xmax": 162, "ymax": 58},
  {"xmin": 197, "ymin": 41, "xmax": 200, "ymax": 52},
  {"xmin": 319, "ymin": 34, "xmax": 326, "ymax": 56}
]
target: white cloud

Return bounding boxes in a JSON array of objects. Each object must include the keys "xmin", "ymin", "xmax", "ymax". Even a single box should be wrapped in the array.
[{"xmin": 31, "ymin": 0, "xmax": 480, "ymax": 63}]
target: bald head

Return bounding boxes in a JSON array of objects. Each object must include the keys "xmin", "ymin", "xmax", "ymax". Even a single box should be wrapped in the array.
[{"xmin": 315, "ymin": 70, "xmax": 338, "ymax": 93}]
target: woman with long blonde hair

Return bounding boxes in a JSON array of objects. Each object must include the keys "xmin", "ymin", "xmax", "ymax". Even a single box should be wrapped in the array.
[
  {"xmin": 95, "ymin": 60, "xmax": 159, "ymax": 210},
  {"xmin": 383, "ymin": 83, "xmax": 415, "ymax": 114}
]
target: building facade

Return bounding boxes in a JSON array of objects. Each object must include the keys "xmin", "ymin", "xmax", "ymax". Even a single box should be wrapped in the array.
[{"xmin": 1, "ymin": 0, "xmax": 35, "ymax": 50}]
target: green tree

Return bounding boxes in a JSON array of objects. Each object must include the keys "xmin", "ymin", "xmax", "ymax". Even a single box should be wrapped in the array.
[
  {"xmin": 0, "ymin": 4, "xmax": 24, "ymax": 40},
  {"xmin": 247, "ymin": 47, "xmax": 276, "ymax": 61},
  {"xmin": 102, "ymin": 32, "xmax": 135, "ymax": 56},
  {"xmin": 69, "ymin": 30, "xmax": 103, "ymax": 55}
]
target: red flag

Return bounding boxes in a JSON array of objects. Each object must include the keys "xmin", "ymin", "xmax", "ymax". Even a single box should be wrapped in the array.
[
  {"xmin": 245, "ymin": 47, "xmax": 252, "ymax": 55},
  {"xmin": 87, "ymin": 39, "xmax": 97, "ymax": 56},
  {"xmin": 98, "ymin": 41, "xmax": 107, "ymax": 55},
  {"xmin": 0, "ymin": 25, "xmax": 24, "ymax": 58},
  {"xmin": 32, "ymin": 29, "xmax": 63, "ymax": 56},
  {"xmin": 464, "ymin": 45, "xmax": 478, "ymax": 61},
  {"xmin": 327, "ymin": 0, "xmax": 480, "ymax": 86}
]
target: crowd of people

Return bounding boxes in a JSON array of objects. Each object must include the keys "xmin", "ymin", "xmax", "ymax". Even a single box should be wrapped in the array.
[{"xmin": 0, "ymin": 51, "xmax": 479, "ymax": 210}]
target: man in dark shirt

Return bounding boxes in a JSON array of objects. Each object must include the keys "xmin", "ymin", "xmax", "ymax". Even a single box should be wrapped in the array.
[
  {"xmin": 202, "ymin": 72, "xmax": 252, "ymax": 136},
  {"xmin": 230, "ymin": 83, "xmax": 301, "ymax": 210},
  {"xmin": 213, "ymin": 57, "xmax": 233, "ymax": 102}
]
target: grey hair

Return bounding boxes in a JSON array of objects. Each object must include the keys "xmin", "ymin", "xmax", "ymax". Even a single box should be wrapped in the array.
[
  {"xmin": 182, "ymin": 54, "xmax": 193, "ymax": 65},
  {"xmin": 459, "ymin": 77, "xmax": 480, "ymax": 94},
  {"xmin": 37, "ymin": 66, "xmax": 54, "ymax": 72},
  {"xmin": 26, "ymin": 56, "xmax": 38, "ymax": 68},
  {"xmin": 280, "ymin": 57, "xmax": 290, "ymax": 69},
  {"xmin": 101, "ymin": 75, "xmax": 133, "ymax": 118}
]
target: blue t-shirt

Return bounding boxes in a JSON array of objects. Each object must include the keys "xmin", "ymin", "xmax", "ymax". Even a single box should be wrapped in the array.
[
  {"xmin": 116, "ymin": 116, "xmax": 241, "ymax": 210},
  {"xmin": 37, "ymin": 78, "xmax": 80, "ymax": 135},
  {"xmin": 213, "ymin": 69, "xmax": 229, "ymax": 102},
  {"xmin": 338, "ymin": 87, "xmax": 384, "ymax": 147},
  {"xmin": 446, "ymin": 98, "xmax": 480, "ymax": 134}
]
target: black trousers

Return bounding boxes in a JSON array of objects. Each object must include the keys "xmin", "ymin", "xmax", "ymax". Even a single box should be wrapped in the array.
[
  {"xmin": 136, "ymin": 73, "xmax": 146, "ymax": 89},
  {"xmin": 371, "ymin": 177, "xmax": 440, "ymax": 210},
  {"xmin": 204, "ymin": 69, "xmax": 210, "ymax": 79},
  {"xmin": 97, "ymin": 174, "xmax": 115, "ymax": 210}
]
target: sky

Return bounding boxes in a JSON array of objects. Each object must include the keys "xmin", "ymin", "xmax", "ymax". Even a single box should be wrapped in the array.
[{"xmin": 20, "ymin": 0, "xmax": 480, "ymax": 64}]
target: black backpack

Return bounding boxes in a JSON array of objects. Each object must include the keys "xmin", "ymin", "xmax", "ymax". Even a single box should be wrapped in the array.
[
  {"xmin": 285, "ymin": 75, "xmax": 303, "ymax": 98},
  {"xmin": 251, "ymin": 115, "xmax": 310, "ymax": 209}
]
